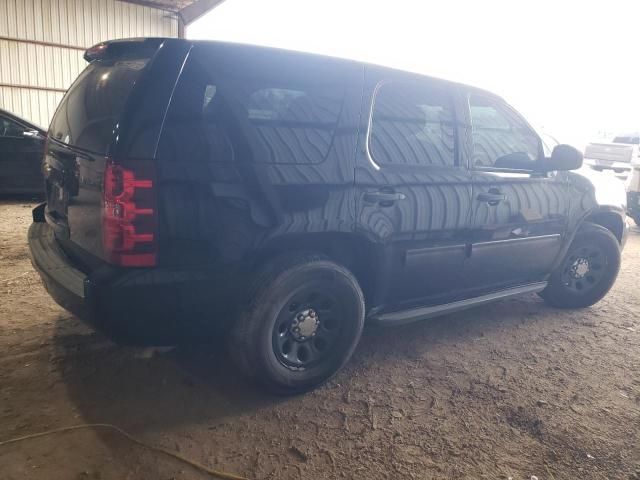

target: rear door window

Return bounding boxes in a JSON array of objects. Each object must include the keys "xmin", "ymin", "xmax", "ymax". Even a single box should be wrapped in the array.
[
  {"xmin": 158, "ymin": 45, "xmax": 346, "ymax": 164},
  {"xmin": 49, "ymin": 54, "xmax": 150, "ymax": 154}
]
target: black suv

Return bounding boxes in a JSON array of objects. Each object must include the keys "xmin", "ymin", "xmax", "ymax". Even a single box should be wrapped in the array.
[{"xmin": 29, "ymin": 38, "xmax": 626, "ymax": 394}]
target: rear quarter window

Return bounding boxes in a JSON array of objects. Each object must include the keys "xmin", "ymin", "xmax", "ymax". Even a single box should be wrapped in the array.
[{"xmin": 158, "ymin": 45, "xmax": 346, "ymax": 164}]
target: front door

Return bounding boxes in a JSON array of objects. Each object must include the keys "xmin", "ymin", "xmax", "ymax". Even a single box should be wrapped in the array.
[
  {"xmin": 354, "ymin": 68, "xmax": 473, "ymax": 311},
  {"xmin": 462, "ymin": 93, "xmax": 569, "ymax": 293}
]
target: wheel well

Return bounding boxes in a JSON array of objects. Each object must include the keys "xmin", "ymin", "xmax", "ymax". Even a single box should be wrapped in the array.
[
  {"xmin": 252, "ymin": 234, "xmax": 378, "ymax": 303},
  {"xmin": 584, "ymin": 212, "xmax": 624, "ymax": 244}
]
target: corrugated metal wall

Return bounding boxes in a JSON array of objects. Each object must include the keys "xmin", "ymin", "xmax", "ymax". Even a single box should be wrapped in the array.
[{"xmin": 0, "ymin": 0, "xmax": 179, "ymax": 128}]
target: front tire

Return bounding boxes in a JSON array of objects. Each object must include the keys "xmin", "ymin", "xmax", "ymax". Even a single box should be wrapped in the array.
[
  {"xmin": 540, "ymin": 223, "xmax": 620, "ymax": 309},
  {"xmin": 229, "ymin": 253, "xmax": 365, "ymax": 395}
]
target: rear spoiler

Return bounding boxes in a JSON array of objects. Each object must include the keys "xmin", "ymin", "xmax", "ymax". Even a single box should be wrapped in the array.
[{"xmin": 83, "ymin": 38, "xmax": 169, "ymax": 62}]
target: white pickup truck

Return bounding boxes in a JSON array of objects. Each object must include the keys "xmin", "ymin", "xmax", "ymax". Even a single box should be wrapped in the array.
[{"xmin": 584, "ymin": 133, "xmax": 639, "ymax": 173}]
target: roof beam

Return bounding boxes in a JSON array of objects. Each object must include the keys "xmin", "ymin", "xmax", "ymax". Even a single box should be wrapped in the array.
[
  {"xmin": 118, "ymin": 0, "xmax": 184, "ymax": 13},
  {"xmin": 179, "ymin": 0, "xmax": 227, "ymax": 25}
]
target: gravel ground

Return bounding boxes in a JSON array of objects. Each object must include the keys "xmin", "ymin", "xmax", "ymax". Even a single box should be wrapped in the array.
[{"xmin": 1, "ymin": 199, "xmax": 639, "ymax": 480}]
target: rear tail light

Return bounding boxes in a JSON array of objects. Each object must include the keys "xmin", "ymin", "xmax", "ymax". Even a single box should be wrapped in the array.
[{"xmin": 102, "ymin": 159, "xmax": 157, "ymax": 267}]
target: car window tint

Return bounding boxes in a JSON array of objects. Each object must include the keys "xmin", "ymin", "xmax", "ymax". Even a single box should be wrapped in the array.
[
  {"xmin": 159, "ymin": 46, "xmax": 345, "ymax": 164},
  {"xmin": 540, "ymin": 133, "xmax": 559, "ymax": 157},
  {"xmin": 49, "ymin": 55, "xmax": 151, "ymax": 154},
  {"xmin": 0, "ymin": 117, "xmax": 26, "ymax": 137},
  {"xmin": 369, "ymin": 82, "xmax": 455, "ymax": 167},
  {"xmin": 469, "ymin": 95, "xmax": 540, "ymax": 169}
]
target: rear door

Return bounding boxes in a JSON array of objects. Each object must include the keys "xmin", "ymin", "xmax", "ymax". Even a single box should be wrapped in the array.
[
  {"xmin": 0, "ymin": 114, "xmax": 44, "ymax": 194},
  {"xmin": 355, "ymin": 67, "xmax": 473, "ymax": 310},
  {"xmin": 462, "ymin": 92, "xmax": 569, "ymax": 293}
]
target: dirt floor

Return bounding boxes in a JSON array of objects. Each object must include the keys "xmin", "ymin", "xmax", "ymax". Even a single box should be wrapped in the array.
[{"xmin": 1, "ymin": 199, "xmax": 639, "ymax": 480}]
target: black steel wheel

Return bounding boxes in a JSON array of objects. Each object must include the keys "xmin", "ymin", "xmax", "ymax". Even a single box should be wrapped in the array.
[
  {"xmin": 559, "ymin": 244, "xmax": 607, "ymax": 294},
  {"xmin": 228, "ymin": 253, "xmax": 365, "ymax": 395},
  {"xmin": 540, "ymin": 223, "xmax": 620, "ymax": 309},
  {"xmin": 272, "ymin": 289, "xmax": 345, "ymax": 371}
]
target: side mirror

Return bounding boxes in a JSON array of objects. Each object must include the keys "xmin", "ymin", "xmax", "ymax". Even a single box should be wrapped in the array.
[{"xmin": 540, "ymin": 144, "xmax": 583, "ymax": 171}]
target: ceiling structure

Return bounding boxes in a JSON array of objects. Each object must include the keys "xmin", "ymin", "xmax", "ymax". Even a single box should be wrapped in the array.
[
  {"xmin": 120, "ymin": 0, "xmax": 196, "ymax": 12},
  {"xmin": 121, "ymin": 0, "xmax": 226, "ymax": 24}
]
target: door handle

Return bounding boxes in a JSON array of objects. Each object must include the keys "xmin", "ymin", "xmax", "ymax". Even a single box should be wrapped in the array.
[
  {"xmin": 476, "ymin": 192, "xmax": 506, "ymax": 206},
  {"xmin": 363, "ymin": 191, "xmax": 406, "ymax": 204}
]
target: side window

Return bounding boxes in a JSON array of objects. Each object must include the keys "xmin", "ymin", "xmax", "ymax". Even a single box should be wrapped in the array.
[
  {"xmin": 159, "ymin": 49, "xmax": 345, "ymax": 165},
  {"xmin": 0, "ymin": 117, "xmax": 26, "ymax": 138},
  {"xmin": 469, "ymin": 95, "xmax": 541, "ymax": 169},
  {"xmin": 369, "ymin": 82, "xmax": 455, "ymax": 167},
  {"xmin": 246, "ymin": 87, "xmax": 343, "ymax": 164},
  {"xmin": 247, "ymin": 88, "xmax": 337, "ymax": 124},
  {"xmin": 541, "ymin": 133, "xmax": 559, "ymax": 157}
]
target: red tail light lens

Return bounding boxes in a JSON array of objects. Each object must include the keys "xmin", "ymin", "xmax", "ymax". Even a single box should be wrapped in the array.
[{"xmin": 102, "ymin": 159, "xmax": 157, "ymax": 267}]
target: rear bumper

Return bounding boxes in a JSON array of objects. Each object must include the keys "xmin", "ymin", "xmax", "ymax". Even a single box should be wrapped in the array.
[
  {"xmin": 28, "ymin": 204, "xmax": 239, "ymax": 345},
  {"xmin": 28, "ymin": 219, "xmax": 92, "ymax": 318}
]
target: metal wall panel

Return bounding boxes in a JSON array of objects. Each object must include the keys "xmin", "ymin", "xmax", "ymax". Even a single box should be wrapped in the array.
[
  {"xmin": 0, "ymin": 0, "xmax": 179, "ymax": 128},
  {"xmin": 0, "ymin": 85, "xmax": 63, "ymax": 128}
]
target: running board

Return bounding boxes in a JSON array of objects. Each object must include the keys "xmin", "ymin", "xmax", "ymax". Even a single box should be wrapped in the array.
[{"xmin": 371, "ymin": 282, "xmax": 548, "ymax": 326}]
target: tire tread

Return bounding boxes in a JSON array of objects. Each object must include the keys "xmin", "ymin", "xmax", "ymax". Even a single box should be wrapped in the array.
[
  {"xmin": 228, "ymin": 252, "xmax": 364, "ymax": 394},
  {"xmin": 541, "ymin": 222, "xmax": 620, "ymax": 309}
]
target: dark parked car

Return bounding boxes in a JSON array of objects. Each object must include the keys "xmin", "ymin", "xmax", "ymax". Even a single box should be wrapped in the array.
[
  {"xmin": 0, "ymin": 109, "xmax": 45, "ymax": 195},
  {"xmin": 28, "ymin": 38, "xmax": 627, "ymax": 394}
]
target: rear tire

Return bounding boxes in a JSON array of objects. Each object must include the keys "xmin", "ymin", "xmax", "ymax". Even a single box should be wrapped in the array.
[
  {"xmin": 228, "ymin": 253, "xmax": 365, "ymax": 395},
  {"xmin": 540, "ymin": 223, "xmax": 620, "ymax": 309}
]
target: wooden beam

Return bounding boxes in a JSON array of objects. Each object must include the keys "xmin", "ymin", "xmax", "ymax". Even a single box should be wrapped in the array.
[{"xmin": 179, "ymin": 0, "xmax": 227, "ymax": 25}]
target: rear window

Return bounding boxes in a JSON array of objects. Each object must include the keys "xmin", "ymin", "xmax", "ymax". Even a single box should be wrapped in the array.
[
  {"xmin": 49, "ymin": 54, "xmax": 150, "ymax": 154},
  {"xmin": 158, "ymin": 45, "xmax": 347, "ymax": 164}
]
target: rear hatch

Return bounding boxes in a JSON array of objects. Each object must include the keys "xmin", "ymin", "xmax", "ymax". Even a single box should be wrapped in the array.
[{"xmin": 43, "ymin": 38, "xmax": 189, "ymax": 269}]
